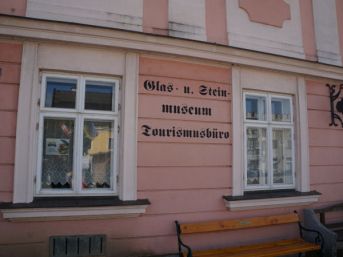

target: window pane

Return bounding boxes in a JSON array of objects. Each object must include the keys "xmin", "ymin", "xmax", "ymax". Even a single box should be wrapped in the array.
[
  {"xmin": 273, "ymin": 128, "xmax": 293, "ymax": 185},
  {"xmin": 245, "ymin": 95, "xmax": 266, "ymax": 121},
  {"xmin": 85, "ymin": 81, "xmax": 115, "ymax": 111},
  {"xmin": 41, "ymin": 118, "xmax": 74, "ymax": 189},
  {"xmin": 82, "ymin": 120, "xmax": 113, "ymax": 189},
  {"xmin": 246, "ymin": 127, "xmax": 268, "ymax": 186},
  {"xmin": 271, "ymin": 97, "xmax": 291, "ymax": 122},
  {"xmin": 45, "ymin": 77, "xmax": 77, "ymax": 108}
]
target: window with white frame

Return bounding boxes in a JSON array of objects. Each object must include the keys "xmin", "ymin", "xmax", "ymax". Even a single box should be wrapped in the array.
[
  {"xmin": 37, "ymin": 73, "xmax": 120, "ymax": 195},
  {"xmin": 244, "ymin": 92, "xmax": 294, "ymax": 190}
]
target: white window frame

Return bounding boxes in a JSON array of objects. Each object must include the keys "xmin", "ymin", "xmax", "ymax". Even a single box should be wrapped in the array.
[
  {"xmin": 37, "ymin": 73, "xmax": 120, "ymax": 196},
  {"xmin": 243, "ymin": 92, "xmax": 295, "ymax": 191},
  {"xmin": 229, "ymin": 67, "xmax": 318, "ymax": 209}
]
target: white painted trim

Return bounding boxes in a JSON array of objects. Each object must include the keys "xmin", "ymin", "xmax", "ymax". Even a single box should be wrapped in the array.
[
  {"xmin": 27, "ymin": 0, "xmax": 143, "ymax": 32},
  {"xmin": 13, "ymin": 42, "xmax": 38, "ymax": 203},
  {"xmin": 226, "ymin": 0, "xmax": 305, "ymax": 60},
  {"xmin": 0, "ymin": 16, "xmax": 343, "ymax": 80},
  {"xmin": 296, "ymin": 77, "xmax": 310, "ymax": 192},
  {"xmin": 232, "ymin": 66, "xmax": 244, "ymax": 196},
  {"xmin": 13, "ymin": 42, "xmax": 138, "ymax": 203},
  {"xmin": 1, "ymin": 205, "xmax": 149, "ymax": 221},
  {"xmin": 312, "ymin": 0, "xmax": 342, "ymax": 66},
  {"xmin": 119, "ymin": 53, "xmax": 138, "ymax": 201},
  {"xmin": 224, "ymin": 195, "xmax": 320, "ymax": 211},
  {"xmin": 168, "ymin": 0, "xmax": 206, "ymax": 41}
]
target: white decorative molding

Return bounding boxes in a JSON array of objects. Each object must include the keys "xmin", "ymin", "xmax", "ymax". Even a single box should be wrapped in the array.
[
  {"xmin": 13, "ymin": 42, "xmax": 38, "ymax": 203},
  {"xmin": 27, "ymin": 0, "xmax": 143, "ymax": 32},
  {"xmin": 1, "ymin": 205, "xmax": 149, "ymax": 221},
  {"xmin": 227, "ymin": 0, "xmax": 305, "ymax": 59},
  {"xmin": 224, "ymin": 194, "xmax": 320, "ymax": 211},
  {"xmin": 232, "ymin": 66, "xmax": 244, "ymax": 196},
  {"xmin": 312, "ymin": 0, "xmax": 342, "ymax": 66},
  {"xmin": 168, "ymin": 0, "xmax": 206, "ymax": 41},
  {"xmin": 0, "ymin": 16, "xmax": 343, "ymax": 80},
  {"xmin": 120, "ymin": 53, "xmax": 139, "ymax": 201},
  {"xmin": 296, "ymin": 77, "xmax": 310, "ymax": 192}
]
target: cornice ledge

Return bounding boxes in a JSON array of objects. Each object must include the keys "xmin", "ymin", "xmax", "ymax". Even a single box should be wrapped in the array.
[{"xmin": 0, "ymin": 15, "xmax": 343, "ymax": 80}]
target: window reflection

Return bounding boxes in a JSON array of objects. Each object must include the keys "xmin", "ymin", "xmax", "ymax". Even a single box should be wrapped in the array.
[
  {"xmin": 273, "ymin": 128, "xmax": 293, "ymax": 184},
  {"xmin": 45, "ymin": 77, "xmax": 77, "ymax": 108},
  {"xmin": 246, "ymin": 127, "xmax": 268, "ymax": 186},
  {"xmin": 85, "ymin": 81, "xmax": 115, "ymax": 111},
  {"xmin": 82, "ymin": 120, "xmax": 113, "ymax": 189},
  {"xmin": 245, "ymin": 95, "xmax": 266, "ymax": 121},
  {"xmin": 42, "ymin": 118, "xmax": 74, "ymax": 189},
  {"xmin": 271, "ymin": 98, "xmax": 291, "ymax": 122}
]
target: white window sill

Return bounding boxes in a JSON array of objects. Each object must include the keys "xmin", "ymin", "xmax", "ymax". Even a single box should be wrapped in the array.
[
  {"xmin": 0, "ymin": 197, "xmax": 150, "ymax": 221},
  {"xmin": 223, "ymin": 191, "xmax": 321, "ymax": 211},
  {"xmin": 1, "ymin": 205, "xmax": 149, "ymax": 221}
]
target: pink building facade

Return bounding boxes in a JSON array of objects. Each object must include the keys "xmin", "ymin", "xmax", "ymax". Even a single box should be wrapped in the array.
[{"xmin": 0, "ymin": 0, "xmax": 342, "ymax": 256}]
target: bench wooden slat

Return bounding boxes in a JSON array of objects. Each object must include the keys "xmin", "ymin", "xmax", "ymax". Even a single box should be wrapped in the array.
[
  {"xmin": 326, "ymin": 222, "xmax": 343, "ymax": 231},
  {"xmin": 314, "ymin": 203, "xmax": 343, "ymax": 214},
  {"xmin": 314, "ymin": 203, "xmax": 343, "ymax": 224},
  {"xmin": 186, "ymin": 239, "xmax": 301, "ymax": 257},
  {"xmin": 187, "ymin": 239, "xmax": 320, "ymax": 257},
  {"xmin": 180, "ymin": 213, "xmax": 299, "ymax": 234}
]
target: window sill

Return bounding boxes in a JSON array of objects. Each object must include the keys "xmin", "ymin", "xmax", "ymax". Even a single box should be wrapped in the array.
[
  {"xmin": 223, "ymin": 190, "xmax": 321, "ymax": 211},
  {"xmin": 0, "ymin": 197, "xmax": 150, "ymax": 221}
]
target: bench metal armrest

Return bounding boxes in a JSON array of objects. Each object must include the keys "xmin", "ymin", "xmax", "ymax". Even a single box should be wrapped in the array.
[
  {"xmin": 175, "ymin": 221, "xmax": 193, "ymax": 257},
  {"xmin": 303, "ymin": 209, "xmax": 338, "ymax": 257},
  {"xmin": 298, "ymin": 222, "xmax": 324, "ymax": 247}
]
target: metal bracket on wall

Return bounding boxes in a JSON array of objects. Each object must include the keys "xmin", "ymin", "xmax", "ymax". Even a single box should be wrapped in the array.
[{"xmin": 327, "ymin": 83, "xmax": 343, "ymax": 127}]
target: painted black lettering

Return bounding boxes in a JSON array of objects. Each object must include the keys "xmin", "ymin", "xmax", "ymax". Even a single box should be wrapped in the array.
[
  {"xmin": 167, "ymin": 84, "xmax": 174, "ymax": 92},
  {"xmin": 143, "ymin": 80, "xmax": 155, "ymax": 91},
  {"xmin": 199, "ymin": 85, "xmax": 207, "ymax": 96},
  {"xmin": 142, "ymin": 125, "xmax": 151, "ymax": 136}
]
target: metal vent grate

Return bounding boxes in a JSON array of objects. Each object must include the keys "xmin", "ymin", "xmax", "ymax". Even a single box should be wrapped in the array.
[{"xmin": 49, "ymin": 235, "xmax": 106, "ymax": 257}]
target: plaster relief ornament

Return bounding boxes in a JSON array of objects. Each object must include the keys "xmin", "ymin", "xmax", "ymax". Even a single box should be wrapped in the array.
[{"xmin": 239, "ymin": 0, "xmax": 291, "ymax": 28}]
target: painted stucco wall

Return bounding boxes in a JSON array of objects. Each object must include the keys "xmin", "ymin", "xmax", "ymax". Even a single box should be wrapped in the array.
[
  {"xmin": 0, "ymin": 1, "xmax": 343, "ymax": 256},
  {"xmin": 299, "ymin": 0, "xmax": 317, "ymax": 61},
  {"xmin": 137, "ymin": 57, "xmax": 232, "ymax": 212},
  {"xmin": 143, "ymin": 0, "xmax": 168, "ymax": 35},
  {"xmin": 0, "ymin": 42, "xmax": 22, "ymax": 203},
  {"xmin": 307, "ymin": 80, "xmax": 343, "ymax": 216},
  {"xmin": 0, "ymin": 52, "xmax": 315, "ymax": 257}
]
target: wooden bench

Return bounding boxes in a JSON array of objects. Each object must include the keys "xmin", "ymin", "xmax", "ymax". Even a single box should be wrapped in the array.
[{"xmin": 175, "ymin": 213, "xmax": 323, "ymax": 257}]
